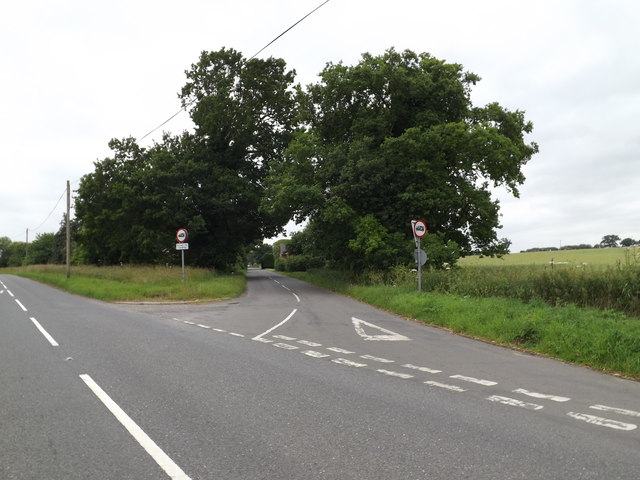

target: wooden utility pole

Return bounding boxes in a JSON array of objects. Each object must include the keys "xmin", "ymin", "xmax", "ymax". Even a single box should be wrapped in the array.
[{"xmin": 66, "ymin": 180, "xmax": 71, "ymax": 278}]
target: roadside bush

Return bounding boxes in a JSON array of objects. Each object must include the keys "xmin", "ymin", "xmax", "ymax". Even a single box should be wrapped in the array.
[
  {"xmin": 261, "ymin": 253, "xmax": 275, "ymax": 269},
  {"xmin": 275, "ymin": 255, "xmax": 324, "ymax": 272}
]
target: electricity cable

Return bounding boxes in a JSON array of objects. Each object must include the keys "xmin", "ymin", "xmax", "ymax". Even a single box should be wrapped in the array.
[{"xmin": 140, "ymin": 0, "xmax": 331, "ymax": 141}]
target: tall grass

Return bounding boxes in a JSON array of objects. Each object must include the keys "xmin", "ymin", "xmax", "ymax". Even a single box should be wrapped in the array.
[
  {"xmin": 426, "ymin": 265, "xmax": 640, "ymax": 317},
  {"xmin": 2, "ymin": 264, "xmax": 246, "ymax": 302}
]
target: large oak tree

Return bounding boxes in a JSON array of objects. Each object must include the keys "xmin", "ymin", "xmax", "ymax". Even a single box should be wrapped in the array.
[{"xmin": 265, "ymin": 48, "xmax": 538, "ymax": 269}]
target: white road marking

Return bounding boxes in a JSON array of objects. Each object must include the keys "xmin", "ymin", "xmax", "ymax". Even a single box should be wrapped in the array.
[
  {"xmin": 424, "ymin": 381, "xmax": 467, "ymax": 392},
  {"xmin": 273, "ymin": 335, "xmax": 297, "ymax": 341},
  {"xmin": 402, "ymin": 363, "xmax": 442, "ymax": 374},
  {"xmin": 297, "ymin": 340, "xmax": 322, "ymax": 347},
  {"xmin": 332, "ymin": 358, "xmax": 367, "ymax": 368},
  {"xmin": 487, "ymin": 395, "xmax": 544, "ymax": 410},
  {"xmin": 79, "ymin": 374, "xmax": 192, "ymax": 480},
  {"xmin": 253, "ymin": 337, "xmax": 274, "ymax": 343},
  {"xmin": 182, "ymin": 321, "xmax": 195, "ymax": 325},
  {"xmin": 450, "ymin": 375, "xmax": 497, "ymax": 386},
  {"xmin": 360, "ymin": 354, "xmax": 394, "ymax": 363},
  {"xmin": 302, "ymin": 350, "xmax": 330, "ymax": 358},
  {"xmin": 228, "ymin": 332, "xmax": 245, "ymax": 337},
  {"xmin": 272, "ymin": 278, "xmax": 300, "ymax": 302},
  {"xmin": 327, "ymin": 347, "xmax": 355, "ymax": 354},
  {"xmin": 377, "ymin": 369, "xmax": 413, "ymax": 379},
  {"xmin": 15, "ymin": 299, "xmax": 27, "ymax": 311},
  {"xmin": 273, "ymin": 343, "xmax": 299, "ymax": 350},
  {"xmin": 30, "ymin": 317, "xmax": 59, "ymax": 346},
  {"xmin": 7, "ymin": 289, "xmax": 14, "ymax": 297},
  {"xmin": 590, "ymin": 404, "xmax": 640, "ymax": 418},
  {"xmin": 352, "ymin": 317, "xmax": 410, "ymax": 341},
  {"xmin": 196, "ymin": 324, "xmax": 211, "ymax": 329},
  {"xmin": 567, "ymin": 412, "xmax": 637, "ymax": 431},
  {"xmin": 212, "ymin": 328, "xmax": 227, "ymax": 333},
  {"xmin": 513, "ymin": 388, "xmax": 570, "ymax": 402},
  {"xmin": 253, "ymin": 308, "xmax": 297, "ymax": 340}
]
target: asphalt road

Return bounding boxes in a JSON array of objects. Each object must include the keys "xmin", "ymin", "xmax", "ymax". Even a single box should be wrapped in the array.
[{"xmin": 1, "ymin": 269, "xmax": 639, "ymax": 479}]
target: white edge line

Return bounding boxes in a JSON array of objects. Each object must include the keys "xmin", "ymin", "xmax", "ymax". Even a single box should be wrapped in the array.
[
  {"xmin": 15, "ymin": 299, "xmax": 27, "ymax": 311},
  {"xmin": 253, "ymin": 308, "xmax": 297, "ymax": 340},
  {"xmin": 30, "ymin": 317, "xmax": 59, "ymax": 346},
  {"xmin": 79, "ymin": 374, "xmax": 192, "ymax": 480}
]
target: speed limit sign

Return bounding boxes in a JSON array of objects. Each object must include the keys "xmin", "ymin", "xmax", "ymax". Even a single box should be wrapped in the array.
[{"xmin": 176, "ymin": 228, "xmax": 188, "ymax": 243}]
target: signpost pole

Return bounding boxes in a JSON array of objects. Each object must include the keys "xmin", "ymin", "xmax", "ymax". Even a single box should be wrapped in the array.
[
  {"xmin": 181, "ymin": 250, "xmax": 185, "ymax": 286},
  {"xmin": 417, "ymin": 236, "xmax": 422, "ymax": 293}
]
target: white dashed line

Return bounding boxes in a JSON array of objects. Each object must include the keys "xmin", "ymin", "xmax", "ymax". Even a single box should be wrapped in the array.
[
  {"xmin": 273, "ymin": 343, "xmax": 299, "ymax": 350},
  {"xmin": 197, "ymin": 324, "xmax": 211, "ymax": 329},
  {"xmin": 424, "ymin": 381, "xmax": 467, "ymax": 392},
  {"xmin": 402, "ymin": 363, "xmax": 442, "ymax": 374},
  {"xmin": 80, "ymin": 375, "xmax": 192, "ymax": 480},
  {"xmin": 30, "ymin": 317, "xmax": 59, "ymax": 346},
  {"xmin": 302, "ymin": 350, "xmax": 330, "ymax": 358},
  {"xmin": 212, "ymin": 328, "xmax": 227, "ymax": 333},
  {"xmin": 15, "ymin": 299, "xmax": 27, "ymax": 311},
  {"xmin": 7, "ymin": 289, "xmax": 14, "ymax": 297},
  {"xmin": 513, "ymin": 388, "xmax": 570, "ymax": 402},
  {"xmin": 228, "ymin": 332, "xmax": 245, "ymax": 337},
  {"xmin": 298, "ymin": 340, "xmax": 322, "ymax": 347},
  {"xmin": 182, "ymin": 321, "xmax": 196, "ymax": 325},
  {"xmin": 450, "ymin": 375, "xmax": 497, "ymax": 386},
  {"xmin": 487, "ymin": 395, "xmax": 543, "ymax": 410},
  {"xmin": 360, "ymin": 354, "xmax": 394, "ymax": 363},
  {"xmin": 253, "ymin": 337, "xmax": 273, "ymax": 343},
  {"xmin": 567, "ymin": 412, "xmax": 637, "ymax": 431},
  {"xmin": 377, "ymin": 369, "xmax": 413, "ymax": 379},
  {"xmin": 589, "ymin": 404, "xmax": 640, "ymax": 418},
  {"xmin": 327, "ymin": 347, "xmax": 355, "ymax": 354},
  {"xmin": 332, "ymin": 358, "xmax": 367, "ymax": 368},
  {"xmin": 273, "ymin": 335, "xmax": 297, "ymax": 341}
]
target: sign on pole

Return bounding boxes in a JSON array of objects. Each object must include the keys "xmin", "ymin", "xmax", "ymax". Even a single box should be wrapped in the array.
[
  {"xmin": 176, "ymin": 228, "xmax": 189, "ymax": 285},
  {"xmin": 176, "ymin": 228, "xmax": 188, "ymax": 243},
  {"xmin": 411, "ymin": 220, "xmax": 428, "ymax": 293}
]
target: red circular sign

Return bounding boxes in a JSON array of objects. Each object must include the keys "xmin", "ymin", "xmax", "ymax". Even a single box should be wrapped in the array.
[
  {"xmin": 176, "ymin": 228, "xmax": 188, "ymax": 243},
  {"xmin": 413, "ymin": 220, "xmax": 427, "ymax": 238}
]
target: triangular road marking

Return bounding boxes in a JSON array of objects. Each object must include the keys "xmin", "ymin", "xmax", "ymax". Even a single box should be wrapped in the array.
[{"xmin": 352, "ymin": 317, "xmax": 410, "ymax": 341}]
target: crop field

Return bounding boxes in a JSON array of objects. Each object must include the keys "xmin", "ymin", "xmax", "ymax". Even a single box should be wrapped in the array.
[{"xmin": 459, "ymin": 247, "xmax": 640, "ymax": 267}]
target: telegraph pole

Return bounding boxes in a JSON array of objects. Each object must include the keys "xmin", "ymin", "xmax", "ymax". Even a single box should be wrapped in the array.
[{"xmin": 66, "ymin": 180, "xmax": 71, "ymax": 278}]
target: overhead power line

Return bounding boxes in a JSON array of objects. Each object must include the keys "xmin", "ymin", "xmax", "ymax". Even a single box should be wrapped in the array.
[
  {"xmin": 140, "ymin": 0, "xmax": 331, "ymax": 141},
  {"xmin": 29, "ymin": 187, "xmax": 67, "ymax": 233}
]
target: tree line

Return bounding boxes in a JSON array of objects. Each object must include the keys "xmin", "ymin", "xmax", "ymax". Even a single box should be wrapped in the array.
[
  {"xmin": 522, "ymin": 235, "xmax": 639, "ymax": 253},
  {"xmin": 2, "ymin": 48, "xmax": 538, "ymax": 271}
]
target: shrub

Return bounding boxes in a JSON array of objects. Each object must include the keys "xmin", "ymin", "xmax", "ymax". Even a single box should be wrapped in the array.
[{"xmin": 261, "ymin": 253, "xmax": 275, "ymax": 269}]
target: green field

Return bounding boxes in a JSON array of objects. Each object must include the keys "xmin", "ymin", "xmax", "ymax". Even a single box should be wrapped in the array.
[
  {"xmin": 460, "ymin": 247, "xmax": 639, "ymax": 267},
  {"xmin": 1, "ymin": 264, "xmax": 246, "ymax": 302}
]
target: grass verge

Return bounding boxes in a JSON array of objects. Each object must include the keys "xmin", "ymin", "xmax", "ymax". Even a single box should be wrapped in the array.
[
  {"xmin": 285, "ymin": 269, "xmax": 640, "ymax": 380},
  {"xmin": 1, "ymin": 265, "xmax": 246, "ymax": 302}
]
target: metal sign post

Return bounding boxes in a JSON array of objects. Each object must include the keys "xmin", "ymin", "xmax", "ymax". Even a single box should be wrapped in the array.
[
  {"xmin": 176, "ymin": 229, "xmax": 189, "ymax": 286},
  {"xmin": 412, "ymin": 220, "xmax": 427, "ymax": 293}
]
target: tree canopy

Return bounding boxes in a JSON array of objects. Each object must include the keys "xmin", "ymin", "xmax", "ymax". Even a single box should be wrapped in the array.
[
  {"xmin": 265, "ymin": 49, "xmax": 538, "ymax": 269},
  {"xmin": 75, "ymin": 48, "xmax": 297, "ymax": 269},
  {"xmin": 73, "ymin": 47, "xmax": 538, "ymax": 270}
]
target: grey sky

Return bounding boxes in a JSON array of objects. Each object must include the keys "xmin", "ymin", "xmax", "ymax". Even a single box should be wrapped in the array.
[{"xmin": 1, "ymin": 0, "xmax": 638, "ymax": 252}]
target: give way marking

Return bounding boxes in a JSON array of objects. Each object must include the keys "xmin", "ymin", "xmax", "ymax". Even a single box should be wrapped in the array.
[{"xmin": 352, "ymin": 317, "xmax": 410, "ymax": 341}]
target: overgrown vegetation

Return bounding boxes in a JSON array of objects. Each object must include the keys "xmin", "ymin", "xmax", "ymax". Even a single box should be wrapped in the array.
[
  {"xmin": 284, "ymin": 267, "xmax": 640, "ymax": 379},
  {"xmin": 1, "ymin": 265, "xmax": 245, "ymax": 302}
]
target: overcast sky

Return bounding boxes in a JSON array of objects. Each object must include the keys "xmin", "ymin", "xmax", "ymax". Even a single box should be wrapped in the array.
[{"xmin": 1, "ymin": 0, "xmax": 638, "ymax": 252}]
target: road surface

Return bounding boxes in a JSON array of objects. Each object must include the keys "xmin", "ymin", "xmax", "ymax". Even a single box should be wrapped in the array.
[{"xmin": 1, "ymin": 269, "xmax": 639, "ymax": 479}]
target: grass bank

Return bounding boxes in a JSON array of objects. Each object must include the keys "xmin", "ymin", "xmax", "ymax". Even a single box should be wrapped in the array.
[
  {"xmin": 285, "ymin": 269, "xmax": 640, "ymax": 379},
  {"xmin": 1, "ymin": 264, "xmax": 246, "ymax": 302}
]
